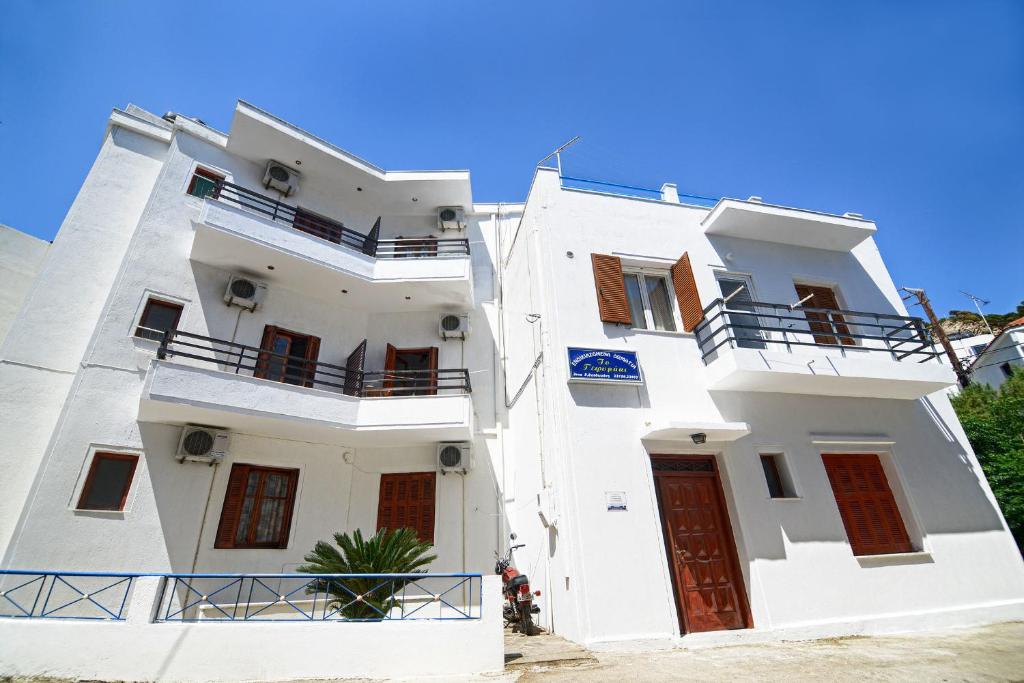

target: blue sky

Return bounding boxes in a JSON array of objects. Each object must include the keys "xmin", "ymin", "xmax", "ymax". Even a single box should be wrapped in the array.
[{"xmin": 1, "ymin": 1, "xmax": 1020, "ymax": 318}]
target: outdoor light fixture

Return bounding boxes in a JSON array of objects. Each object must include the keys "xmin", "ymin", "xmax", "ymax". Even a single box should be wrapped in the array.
[{"xmin": 690, "ymin": 433, "xmax": 707, "ymax": 445}]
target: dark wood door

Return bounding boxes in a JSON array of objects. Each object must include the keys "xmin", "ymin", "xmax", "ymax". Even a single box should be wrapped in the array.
[
  {"xmin": 254, "ymin": 325, "xmax": 321, "ymax": 387},
  {"xmin": 653, "ymin": 457, "xmax": 751, "ymax": 633},
  {"xmin": 794, "ymin": 284, "xmax": 855, "ymax": 346}
]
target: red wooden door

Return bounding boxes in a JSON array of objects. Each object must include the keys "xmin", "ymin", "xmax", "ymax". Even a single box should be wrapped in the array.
[{"xmin": 653, "ymin": 457, "xmax": 751, "ymax": 633}]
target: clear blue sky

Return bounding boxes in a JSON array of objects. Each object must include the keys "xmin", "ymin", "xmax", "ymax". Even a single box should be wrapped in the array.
[{"xmin": 1, "ymin": 1, "xmax": 1021, "ymax": 318}]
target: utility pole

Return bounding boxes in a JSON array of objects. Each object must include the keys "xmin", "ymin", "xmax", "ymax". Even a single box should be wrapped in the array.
[{"xmin": 901, "ymin": 287, "xmax": 971, "ymax": 388}]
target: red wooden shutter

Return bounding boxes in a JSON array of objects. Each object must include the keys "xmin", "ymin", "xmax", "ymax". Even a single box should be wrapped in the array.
[
  {"xmin": 377, "ymin": 472, "xmax": 437, "ymax": 544},
  {"xmin": 822, "ymin": 454, "xmax": 913, "ymax": 556},
  {"xmin": 591, "ymin": 254, "xmax": 632, "ymax": 324},
  {"xmin": 671, "ymin": 253, "xmax": 703, "ymax": 332},
  {"xmin": 254, "ymin": 325, "xmax": 278, "ymax": 379},
  {"xmin": 215, "ymin": 464, "xmax": 250, "ymax": 549}
]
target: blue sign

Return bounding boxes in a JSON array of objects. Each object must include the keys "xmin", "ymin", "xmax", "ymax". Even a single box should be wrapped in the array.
[{"xmin": 567, "ymin": 347, "xmax": 643, "ymax": 384}]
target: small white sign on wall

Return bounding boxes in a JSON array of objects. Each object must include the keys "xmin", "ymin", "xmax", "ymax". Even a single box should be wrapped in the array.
[{"xmin": 605, "ymin": 491, "xmax": 627, "ymax": 511}]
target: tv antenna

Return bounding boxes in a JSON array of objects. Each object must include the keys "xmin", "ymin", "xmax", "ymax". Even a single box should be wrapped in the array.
[
  {"xmin": 960, "ymin": 291, "xmax": 993, "ymax": 336},
  {"xmin": 538, "ymin": 136, "xmax": 581, "ymax": 177}
]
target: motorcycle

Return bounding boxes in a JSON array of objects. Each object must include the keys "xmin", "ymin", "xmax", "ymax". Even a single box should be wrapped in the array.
[{"xmin": 495, "ymin": 533, "xmax": 540, "ymax": 635}]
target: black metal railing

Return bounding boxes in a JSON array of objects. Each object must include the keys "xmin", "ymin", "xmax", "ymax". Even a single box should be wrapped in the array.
[
  {"xmin": 211, "ymin": 181, "xmax": 470, "ymax": 258},
  {"xmin": 694, "ymin": 298, "xmax": 942, "ymax": 364},
  {"xmin": 157, "ymin": 330, "xmax": 471, "ymax": 396}
]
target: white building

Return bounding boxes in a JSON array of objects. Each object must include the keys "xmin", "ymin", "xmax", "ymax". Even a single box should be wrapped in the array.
[
  {"xmin": 0, "ymin": 224, "xmax": 49, "ymax": 346},
  {"xmin": 968, "ymin": 318, "xmax": 1024, "ymax": 390},
  {"xmin": 0, "ymin": 102, "xmax": 1022, "ymax": 680}
]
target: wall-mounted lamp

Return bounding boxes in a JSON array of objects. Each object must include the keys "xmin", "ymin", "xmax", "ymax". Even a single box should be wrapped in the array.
[{"xmin": 690, "ymin": 433, "xmax": 707, "ymax": 445}]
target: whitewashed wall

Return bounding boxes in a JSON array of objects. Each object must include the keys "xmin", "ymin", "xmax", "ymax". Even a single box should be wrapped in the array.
[
  {"xmin": 971, "ymin": 329, "xmax": 1024, "ymax": 390},
  {"xmin": 0, "ymin": 225, "xmax": 48, "ymax": 346}
]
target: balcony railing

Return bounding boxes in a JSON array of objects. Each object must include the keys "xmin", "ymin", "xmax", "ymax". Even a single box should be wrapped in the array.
[
  {"xmin": 211, "ymin": 180, "xmax": 470, "ymax": 258},
  {"xmin": 157, "ymin": 330, "xmax": 471, "ymax": 396},
  {"xmin": 0, "ymin": 570, "xmax": 481, "ymax": 622},
  {"xmin": 695, "ymin": 298, "xmax": 942, "ymax": 363}
]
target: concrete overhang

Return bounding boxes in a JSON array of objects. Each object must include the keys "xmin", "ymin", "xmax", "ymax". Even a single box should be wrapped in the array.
[
  {"xmin": 191, "ymin": 201, "xmax": 473, "ymax": 312},
  {"xmin": 226, "ymin": 101, "xmax": 472, "ymax": 216},
  {"xmin": 139, "ymin": 361, "xmax": 473, "ymax": 447},
  {"xmin": 702, "ymin": 199, "xmax": 876, "ymax": 251},
  {"xmin": 642, "ymin": 421, "xmax": 751, "ymax": 443}
]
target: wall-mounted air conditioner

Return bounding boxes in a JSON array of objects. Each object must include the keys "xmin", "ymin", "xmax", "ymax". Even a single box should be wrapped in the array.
[
  {"xmin": 439, "ymin": 313, "xmax": 471, "ymax": 340},
  {"xmin": 436, "ymin": 206, "xmax": 465, "ymax": 232},
  {"xmin": 263, "ymin": 160, "xmax": 300, "ymax": 196},
  {"xmin": 177, "ymin": 426, "xmax": 230, "ymax": 464},
  {"xmin": 224, "ymin": 275, "xmax": 267, "ymax": 311},
  {"xmin": 437, "ymin": 442, "xmax": 471, "ymax": 474}
]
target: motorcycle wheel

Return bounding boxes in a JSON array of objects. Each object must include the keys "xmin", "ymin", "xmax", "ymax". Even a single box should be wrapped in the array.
[{"xmin": 521, "ymin": 608, "xmax": 538, "ymax": 636}]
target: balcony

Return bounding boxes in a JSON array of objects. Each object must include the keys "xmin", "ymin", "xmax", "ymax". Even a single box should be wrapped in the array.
[
  {"xmin": 138, "ymin": 331, "xmax": 473, "ymax": 445},
  {"xmin": 702, "ymin": 198, "xmax": 876, "ymax": 252},
  {"xmin": 190, "ymin": 182, "xmax": 473, "ymax": 311},
  {"xmin": 694, "ymin": 299, "xmax": 956, "ymax": 399}
]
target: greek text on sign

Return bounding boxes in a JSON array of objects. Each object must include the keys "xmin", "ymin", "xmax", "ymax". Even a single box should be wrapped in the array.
[{"xmin": 567, "ymin": 347, "xmax": 643, "ymax": 384}]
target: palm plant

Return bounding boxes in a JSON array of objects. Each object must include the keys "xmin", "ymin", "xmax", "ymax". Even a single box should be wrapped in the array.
[{"xmin": 298, "ymin": 528, "xmax": 436, "ymax": 620}]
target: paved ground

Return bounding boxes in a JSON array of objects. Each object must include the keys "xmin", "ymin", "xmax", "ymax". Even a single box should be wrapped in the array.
[{"xmin": 498, "ymin": 622, "xmax": 1024, "ymax": 682}]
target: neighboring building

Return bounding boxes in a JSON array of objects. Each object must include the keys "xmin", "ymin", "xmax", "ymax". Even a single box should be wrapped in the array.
[
  {"xmin": 0, "ymin": 225, "xmax": 49, "ymax": 345},
  {"xmin": 500, "ymin": 168, "xmax": 1024, "ymax": 649},
  {"xmin": 0, "ymin": 102, "xmax": 1022, "ymax": 679},
  {"xmin": 968, "ymin": 317, "xmax": 1024, "ymax": 390}
]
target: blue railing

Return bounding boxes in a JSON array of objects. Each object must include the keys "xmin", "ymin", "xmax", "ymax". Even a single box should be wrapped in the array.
[
  {"xmin": 0, "ymin": 570, "xmax": 482, "ymax": 622},
  {"xmin": 559, "ymin": 175, "xmax": 719, "ymax": 207},
  {"xmin": 0, "ymin": 570, "xmax": 135, "ymax": 620},
  {"xmin": 157, "ymin": 573, "xmax": 481, "ymax": 622}
]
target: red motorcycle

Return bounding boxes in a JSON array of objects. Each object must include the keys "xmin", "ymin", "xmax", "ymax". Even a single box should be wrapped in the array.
[{"xmin": 495, "ymin": 533, "xmax": 540, "ymax": 635}]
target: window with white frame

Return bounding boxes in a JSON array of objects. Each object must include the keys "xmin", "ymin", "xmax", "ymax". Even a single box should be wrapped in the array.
[{"xmin": 622, "ymin": 270, "xmax": 676, "ymax": 331}]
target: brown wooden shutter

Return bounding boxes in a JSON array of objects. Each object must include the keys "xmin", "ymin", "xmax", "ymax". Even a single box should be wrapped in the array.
[
  {"xmin": 377, "ymin": 472, "xmax": 437, "ymax": 544},
  {"xmin": 822, "ymin": 454, "xmax": 913, "ymax": 556},
  {"xmin": 591, "ymin": 254, "xmax": 632, "ymax": 324},
  {"xmin": 275, "ymin": 469, "xmax": 300, "ymax": 549},
  {"xmin": 303, "ymin": 335, "xmax": 321, "ymax": 387},
  {"xmin": 794, "ymin": 284, "xmax": 855, "ymax": 346},
  {"xmin": 344, "ymin": 339, "xmax": 367, "ymax": 396},
  {"xmin": 215, "ymin": 464, "xmax": 250, "ymax": 549},
  {"xmin": 426, "ymin": 347, "xmax": 439, "ymax": 396},
  {"xmin": 382, "ymin": 343, "xmax": 398, "ymax": 395},
  {"xmin": 254, "ymin": 325, "xmax": 278, "ymax": 379},
  {"xmin": 671, "ymin": 252, "xmax": 703, "ymax": 332}
]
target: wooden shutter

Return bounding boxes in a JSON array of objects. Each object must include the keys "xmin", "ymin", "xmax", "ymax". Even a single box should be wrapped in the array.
[
  {"xmin": 591, "ymin": 254, "xmax": 632, "ymax": 324},
  {"xmin": 822, "ymin": 454, "xmax": 913, "ymax": 556},
  {"xmin": 794, "ymin": 284, "xmax": 855, "ymax": 346},
  {"xmin": 377, "ymin": 472, "xmax": 437, "ymax": 544},
  {"xmin": 426, "ymin": 346, "xmax": 439, "ymax": 396},
  {"xmin": 363, "ymin": 216, "xmax": 381, "ymax": 256},
  {"xmin": 671, "ymin": 252, "xmax": 704, "ymax": 332},
  {"xmin": 215, "ymin": 464, "xmax": 250, "ymax": 549},
  {"xmin": 254, "ymin": 325, "xmax": 278, "ymax": 379},
  {"xmin": 344, "ymin": 339, "xmax": 367, "ymax": 396},
  {"xmin": 303, "ymin": 335, "xmax": 321, "ymax": 388},
  {"xmin": 381, "ymin": 343, "xmax": 398, "ymax": 395}
]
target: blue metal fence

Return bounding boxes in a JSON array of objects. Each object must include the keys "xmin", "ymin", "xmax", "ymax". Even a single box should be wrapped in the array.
[
  {"xmin": 0, "ymin": 570, "xmax": 482, "ymax": 622},
  {"xmin": 0, "ymin": 571, "xmax": 135, "ymax": 620}
]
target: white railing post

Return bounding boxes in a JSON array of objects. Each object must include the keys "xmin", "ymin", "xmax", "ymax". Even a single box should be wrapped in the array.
[{"xmin": 126, "ymin": 575, "xmax": 164, "ymax": 624}]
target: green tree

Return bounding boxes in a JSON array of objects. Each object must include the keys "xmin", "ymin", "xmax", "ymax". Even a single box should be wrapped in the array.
[
  {"xmin": 298, "ymin": 527, "xmax": 436, "ymax": 619},
  {"xmin": 952, "ymin": 368, "xmax": 1024, "ymax": 550}
]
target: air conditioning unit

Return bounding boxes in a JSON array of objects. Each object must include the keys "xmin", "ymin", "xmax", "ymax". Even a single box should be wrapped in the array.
[
  {"xmin": 439, "ymin": 313, "xmax": 471, "ymax": 340},
  {"xmin": 436, "ymin": 206, "xmax": 465, "ymax": 232},
  {"xmin": 224, "ymin": 275, "xmax": 267, "ymax": 311},
  {"xmin": 437, "ymin": 442, "xmax": 471, "ymax": 474},
  {"xmin": 263, "ymin": 160, "xmax": 300, "ymax": 196},
  {"xmin": 177, "ymin": 426, "xmax": 230, "ymax": 464}
]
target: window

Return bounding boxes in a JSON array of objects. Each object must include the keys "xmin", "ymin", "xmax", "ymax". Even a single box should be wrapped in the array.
[
  {"xmin": 293, "ymin": 207, "xmax": 344, "ymax": 244},
  {"xmin": 717, "ymin": 275, "xmax": 765, "ymax": 349},
  {"xmin": 760, "ymin": 454, "xmax": 795, "ymax": 498},
  {"xmin": 623, "ymin": 271, "xmax": 676, "ymax": 331},
  {"xmin": 377, "ymin": 472, "xmax": 436, "ymax": 543},
  {"xmin": 254, "ymin": 326, "xmax": 321, "ymax": 387},
  {"xmin": 381, "ymin": 344, "xmax": 439, "ymax": 396},
  {"xmin": 187, "ymin": 167, "xmax": 224, "ymax": 199},
  {"xmin": 821, "ymin": 454, "xmax": 913, "ymax": 556},
  {"xmin": 1001, "ymin": 362, "xmax": 1014, "ymax": 379},
  {"xmin": 134, "ymin": 298, "xmax": 183, "ymax": 341},
  {"xmin": 77, "ymin": 452, "xmax": 139, "ymax": 511},
  {"xmin": 215, "ymin": 464, "xmax": 299, "ymax": 549}
]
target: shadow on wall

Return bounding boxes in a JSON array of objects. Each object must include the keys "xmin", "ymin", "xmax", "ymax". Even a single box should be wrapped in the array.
[{"xmin": 708, "ymin": 392, "xmax": 1007, "ymax": 564}]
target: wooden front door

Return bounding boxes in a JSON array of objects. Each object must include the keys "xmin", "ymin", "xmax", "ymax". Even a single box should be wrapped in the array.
[
  {"xmin": 794, "ymin": 284, "xmax": 855, "ymax": 346},
  {"xmin": 653, "ymin": 456, "xmax": 751, "ymax": 633},
  {"xmin": 383, "ymin": 344, "xmax": 439, "ymax": 396}
]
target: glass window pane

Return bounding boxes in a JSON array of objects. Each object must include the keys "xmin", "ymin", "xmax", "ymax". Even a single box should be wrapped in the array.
[
  {"xmin": 189, "ymin": 175, "xmax": 218, "ymax": 199},
  {"xmin": 623, "ymin": 273, "xmax": 647, "ymax": 329},
  {"xmin": 79, "ymin": 455, "xmax": 136, "ymax": 511},
  {"xmin": 645, "ymin": 277, "xmax": 676, "ymax": 331},
  {"xmin": 135, "ymin": 300, "xmax": 181, "ymax": 340},
  {"xmin": 761, "ymin": 455, "xmax": 786, "ymax": 499},
  {"xmin": 718, "ymin": 277, "xmax": 765, "ymax": 349}
]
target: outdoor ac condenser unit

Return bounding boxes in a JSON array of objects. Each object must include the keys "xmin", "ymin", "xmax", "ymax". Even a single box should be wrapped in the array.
[
  {"xmin": 436, "ymin": 206, "xmax": 465, "ymax": 232},
  {"xmin": 263, "ymin": 160, "xmax": 300, "ymax": 196},
  {"xmin": 177, "ymin": 426, "xmax": 230, "ymax": 464},
  {"xmin": 437, "ymin": 442, "xmax": 471, "ymax": 474},
  {"xmin": 224, "ymin": 275, "xmax": 267, "ymax": 311},
  {"xmin": 439, "ymin": 313, "xmax": 471, "ymax": 340}
]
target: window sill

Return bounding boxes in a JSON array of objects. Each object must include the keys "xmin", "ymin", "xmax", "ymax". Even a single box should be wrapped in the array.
[
  {"xmin": 855, "ymin": 551, "xmax": 933, "ymax": 568},
  {"xmin": 767, "ymin": 496, "xmax": 802, "ymax": 502},
  {"xmin": 619, "ymin": 327, "xmax": 693, "ymax": 338}
]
